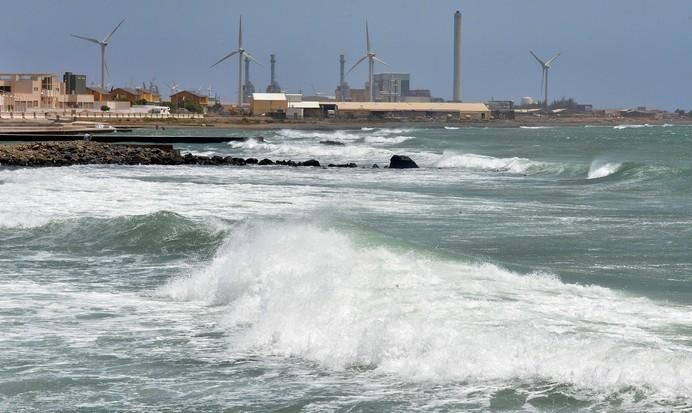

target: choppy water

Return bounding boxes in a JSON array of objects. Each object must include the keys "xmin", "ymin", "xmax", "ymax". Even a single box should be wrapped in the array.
[{"xmin": 1, "ymin": 124, "xmax": 692, "ymax": 412}]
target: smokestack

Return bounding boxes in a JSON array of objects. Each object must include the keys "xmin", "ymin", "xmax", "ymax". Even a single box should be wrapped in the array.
[
  {"xmin": 453, "ymin": 10, "xmax": 462, "ymax": 102},
  {"xmin": 339, "ymin": 54, "xmax": 345, "ymax": 101},
  {"xmin": 270, "ymin": 54, "xmax": 276, "ymax": 84}
]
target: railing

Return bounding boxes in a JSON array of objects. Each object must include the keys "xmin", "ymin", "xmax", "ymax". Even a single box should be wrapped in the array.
[{"xmin": 0, "ymin": 111, "xmax": 204, "ymax": 120}]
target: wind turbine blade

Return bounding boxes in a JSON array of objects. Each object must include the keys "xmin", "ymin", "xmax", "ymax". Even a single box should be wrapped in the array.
[
  {"xmin": 373, "ymin": 56, "xmax": 390, "ymax": 68},
  {"xmin": 238, "ymin": 16, "xmax": 243, "ymax": 48},
  {"xmin": 529, "ymin": 49, "xmax": 546, "ymax": 66},
  {"xmin": 103, "ymin": 18, "xmax": 126, "ymax": 43},
  {"xmin": 545, "ymin": 53, "xmax": 561, "ymax": 67},
  {"xmin": 347, "ymin": 55, "xmax": 369, "ymax": 74},
  {"xmin": 244, "ymin": 51, "xmax": 262, "ymax": 66},
  {"xmin": 210, "ymin": 50, "xmax": 239, "ymax": 68},
  {"xmin": 366, "ymin": 20, "xmax": 371, "ymax": 52},
  {"xmin": 71, "ymin": 34, "xmax": 101, "ymax": 45}
]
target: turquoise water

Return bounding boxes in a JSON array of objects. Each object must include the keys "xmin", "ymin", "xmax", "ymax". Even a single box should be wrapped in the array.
[{"xmin": 1, "ymin": 124, "xmax": 691, "ymax": 411}]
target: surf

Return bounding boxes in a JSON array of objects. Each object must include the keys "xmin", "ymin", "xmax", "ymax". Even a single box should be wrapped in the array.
[{"xmin": 161, "ymin": 219, "xmax": 692, "ymax": 408}]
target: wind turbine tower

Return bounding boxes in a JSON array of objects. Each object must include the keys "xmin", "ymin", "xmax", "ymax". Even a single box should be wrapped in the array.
[
  {"xmin": 529, "ymin": 49, "xmax": 560, "ymax": 109},
  {"xmin": 211, "ymin": 16, "xmax": 259, "ymax": 106},
  {"xmin": 71, "ymin": 18, "xmax": 126, "ymax": 93},
  {"xmin": 453, "ymin": 11, "xmax": 462, "ymax": 102},
  {"xmin": 348, "ymin": 20, "xmax": 389, "ymax": 102}
]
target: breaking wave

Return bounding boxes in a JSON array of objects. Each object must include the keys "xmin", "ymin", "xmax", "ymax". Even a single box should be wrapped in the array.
[
  {"xmin": 1, "ymin": 211, "xmax": 227, "ymax": 257},
  {"xmin": 428, "ymin": 151, "xmax": 553, "ymax": 174},
  {"xmin": 161, "ymin": 219, "xmax": 692, "ymax": 409}
]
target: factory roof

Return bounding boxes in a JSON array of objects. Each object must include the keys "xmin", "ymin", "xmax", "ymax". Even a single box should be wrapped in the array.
[
  {"xmin": 289, "ymin": 101, "xmax": 321, "ymax": 109},
  {"xmin": 334, "ymin": 102, "xmax": 489, "ymax": 112},
  {"xmin": 252, "ymin": 93, "xmax": 287, "ymax": 101}
]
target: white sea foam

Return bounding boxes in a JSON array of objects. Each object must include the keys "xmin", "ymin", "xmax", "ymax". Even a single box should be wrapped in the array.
[
  {"xmin": 588, "ymin": 159, "xmax": 624, "ymax": 179},
  {"xmin": 429, "ymin": 151, "xmax": 540, "ymax": 173},
  {"xmin": 363, "ymin": 135, "xmax": 415, "ymax": 145},
  {"xmin": 444, "ymin": 126, "xmax": 460, "ymax": 130},
  {"xmin": 272, "ymin": 129, "xmax": 362, "ymax": 142},
  {"xmin": 162, "ymin": 220, "xmax": 692, "ymax": 401},
  {"xmin": 519, "ymin": 126, "xmax": 553, "ymax": 129},
  {"xmin": 613, "ymin": 124, "xmax": 650, "ymax": 130}
]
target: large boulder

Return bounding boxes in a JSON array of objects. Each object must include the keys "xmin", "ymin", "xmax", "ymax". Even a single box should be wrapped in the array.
[{"xmin": 389, "ymin": 155, "xmax": 419, "ymax": 169}]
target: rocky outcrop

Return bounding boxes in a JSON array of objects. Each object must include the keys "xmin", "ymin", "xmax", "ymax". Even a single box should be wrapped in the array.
[
  {"xmin": 0, "ymin": 141, "xmax": 356, "ymax": 169},
  {"xmin": 389, "ymin": 155, "xmax": 419, "ymax": 169},
  {"xmin": 319, "ymin": 140, "xmax": 346, "ymax": 146}
]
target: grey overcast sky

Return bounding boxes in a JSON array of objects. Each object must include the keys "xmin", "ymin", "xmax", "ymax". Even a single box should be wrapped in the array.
[{"xmin": 1, "ymin": 0, "xmax": 691, "ymax": 109}]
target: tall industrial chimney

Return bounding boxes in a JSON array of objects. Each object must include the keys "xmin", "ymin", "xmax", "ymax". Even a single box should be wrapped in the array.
[
  {"xmin": 339, "ymin": 54, "xmax": 345, "ymax": 101},
  {"xmin": 266, "ymin": 54, "xmax": 281, "ymax": 93},
  {"xmin": 270, "ymin": 54, "xmax": 276, "ymax": 84},
  {"xmin": 453, "ymin": 10, "xmax": 462, "ymax": 102}
]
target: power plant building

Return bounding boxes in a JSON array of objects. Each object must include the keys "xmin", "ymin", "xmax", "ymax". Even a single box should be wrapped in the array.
[{"xmin": 372, "ymin": 73, "xmax": 410, "ymax": 102}]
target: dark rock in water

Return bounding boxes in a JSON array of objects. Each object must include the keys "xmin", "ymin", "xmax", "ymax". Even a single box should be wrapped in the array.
[
  {"xmin": 232, "ymin": 157, "xmax": 246, "ymax": 165},
  {"xmin": 299, "ymin": 159, "xmax": 321, "ymax": 167},
  {"xmin": 319, "ymin": 140, "xmax": 345, "ymax": 146},
  {"xmin": 372, "ymin": 164, "xmax": 380, "ymax": 168},
  {"xmin": 211, "ymin": 155, "xmax": 224, "ymax": 164},
  {"xmin": 389, "ymin": 155, "xmax": 419, "ymax": 169},
  {"xmin": 245, "ymin": 158, "xmax": 258, "ymax": 165},
  {"xmin": 258, "ymin": 158, "xmax": 274, "ymax": 165},
  {"xmin": 328, "ymin": 162, "xmax": 357, "ymax": 168}
]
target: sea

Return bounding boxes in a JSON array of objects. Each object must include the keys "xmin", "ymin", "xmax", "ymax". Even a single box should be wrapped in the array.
[{"xmin": 1, "ymin": 124, "xmax": 691, "ymax": 412}]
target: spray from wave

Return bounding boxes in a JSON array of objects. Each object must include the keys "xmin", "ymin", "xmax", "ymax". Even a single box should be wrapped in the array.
[
  {"xmin": 161, "ymin": 220, "xmax": 692, "ymax": 407},
  {"xmin": 587, "ymin": 159, "xmax": 625, "ymax": 179}
]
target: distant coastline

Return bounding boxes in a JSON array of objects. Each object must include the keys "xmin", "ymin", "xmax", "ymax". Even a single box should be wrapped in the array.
[{"xmin": 1, "ymin": 115, "xmax": 690, "ymax": 132}]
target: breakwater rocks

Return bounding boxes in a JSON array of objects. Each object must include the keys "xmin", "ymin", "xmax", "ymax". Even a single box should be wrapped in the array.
[{"xmin": 0, "ymin": 141, "xmax": 421, "ymax": 170}]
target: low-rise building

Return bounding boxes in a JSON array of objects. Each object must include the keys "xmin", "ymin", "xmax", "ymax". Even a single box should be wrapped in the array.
[
  {"xmin": 0, "ymin": 73, "xmax": 62, "ymax": 111},
  {"xmin": 251, "ymin": 93, "xmax": 288, "ymax": 115},
  {"xmin": 170, "ymin": 90, "xmax": 210, "ymax": 108},
  {"xmin": 110, "ymin": 87, "xmax": 161, "ymax": 104},
  {"xmin": 86, "ymin": 86, "xmax": 112, "ymax": 102},
  {"xmin": 333, "ymin": 102, "xmax": 490, "ymax": 121}
]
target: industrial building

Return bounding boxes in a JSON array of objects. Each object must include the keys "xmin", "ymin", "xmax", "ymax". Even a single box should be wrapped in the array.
[
  {"xmin": 251, "ymin": 92, "xmax": 287, "ymax": 115},
  {"xmin": 333, "ymin": 102, "xmax": 490, "ymax": 121},
  {"xmin": 372, "ymin": 73, "xmax": 410, "ymax": 102}
]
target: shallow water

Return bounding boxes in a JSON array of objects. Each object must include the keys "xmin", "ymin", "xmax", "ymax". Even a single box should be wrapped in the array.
[{"xmin": 1, "ymin": 124, "xmax": 691, "ymax": 411}]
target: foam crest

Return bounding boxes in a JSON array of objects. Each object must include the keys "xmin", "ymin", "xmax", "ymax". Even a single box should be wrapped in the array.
[
  {"xmin": 363, "ymin": 135, "xmax": 415, "ymax": 145},
  {"xmin": 588, "ymin": 159, "xmax": 624, "ymax": 179},
  {"xmin": 272, "ymin": 129, "xmax": 362, "ymax": 142},
  {"xmin": 430, "ymin": 151, "xmax": 541, "ymax": 173},
  {"xmin": 162, "ymin": 220, "xmax": 692, "ymax": 402}
]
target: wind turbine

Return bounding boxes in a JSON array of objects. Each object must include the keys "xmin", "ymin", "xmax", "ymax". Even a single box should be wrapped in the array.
[
  {"xmin": 529, "ymin": 49, "xmax": 560, "ymax": 109},
  {"xmin": 348, "ymin": 20, "xmax": 389, "ymax": 102},
  {"xmin": 211, "ymin": 16, "xmax": 260, "ymax": 106},
  {"xmin": 71, "ymin": 19, "xmax": 126, "ymax": 92}
]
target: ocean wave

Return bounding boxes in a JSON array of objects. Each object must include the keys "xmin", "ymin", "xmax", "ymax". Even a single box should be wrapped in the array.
[
  {"xmin": 161, "ymin": 219, "xmax": 692, "ymax": 405},
  {"xmin": 272, "ymin": 129, "xmax": 362, "ymax": 142},
  {"xmin": 363, "ymin": 135, "xmax": 416, "ymax": 145},
  {"xmin": 2, "ymin": 211, "xmax": 227, "ymax": 257},
  {"xmin": 228, "ymin": 139, "xmax": 394, "ymax": 161},
  {"xmin": 444, "ymin": 126, "xmax": 460, "ymax": 130},
  {"xmin": 587, "ymin": 160, "xmax": 625, "ymax": 179},
  {"xmin": 519, "ymin": 126, "xmax": 553, "ymax": 129},
  {"xmin": 613, "ymin": 124, "xmax": 651, "ymax": 130},
  {"xmin": 429, "ymin": 151, "xmax": 548, "ymax": 174}
]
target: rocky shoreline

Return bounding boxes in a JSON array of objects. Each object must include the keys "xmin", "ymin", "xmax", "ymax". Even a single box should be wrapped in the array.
[{"xmin": 0, "ymin": 141, "xmax": 419, "ymax": 169}]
